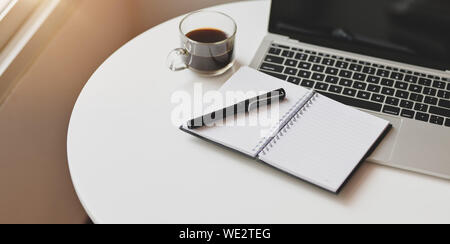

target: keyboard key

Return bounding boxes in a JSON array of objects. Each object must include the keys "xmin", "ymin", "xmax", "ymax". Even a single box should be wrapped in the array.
[
  {"xmin": 312, "ymin": 64, "xmax": 325, "ymax": 72},
  {"xmin": 339, "ymin": 79, "xmax": 353, "ymax": 87},
  {"xmin": 439, "ymin": 99, "xmax": 450, "ymax": 109},
  {"xmin": 395, "ymin": 90, "xmax": 409, "ymax": 99},
  {"xmin": 368, "ymin": 84, "xmax": 381, "ymax": 93},
  {"xmin": 284, "ymin": 59, "xmax": 298, "ymax": 67},
  {"xmin": 349, "ymin": 63, "xmax": 362, "ymax": 72},
  {"xmin": 315, "ymin": 82, "xmax": 329, "ymax": 91},
  {"xmin": 414, "ymin": 103, "xmax": 428, "ymax": 112},
  {"xmin": 423, "ymin": 87, "xmax": 437, "ymax": 96},
  {"xmin": 261, "ymin": 71, "xmax": 287, "ymax": 80},
  {"xmin": 287, "ymin": 76, "xmax": 301, "ymax": 85},
  {"xmin": 386, "ymin": 97, "xmax": 400, "ymax": 106},
  {"xmin": 339, "ymin": 70, "xmax": 353, "ymax": 78},
  {"xmin": 298, "ymin": 62, "xmax": 311, "ymax": 69},
  {"xmin": 353, "ymin": 81, "xmax": 367, "ymax": 90},
  {"xmin": 362, "ymin": 66, "xmax": 376, "ymax": 74},
  {"xmin": 295, "ymin": 53, "xmax": 308, "ymax": 61},
  {"xmin": 319, "ymin": 92, "xmax": 382, "ymax": 112},
  {"xmin": 395, "ymin": 81, "xmax": 408, "ymax": 90},
  {"xmin": 311, "ymin": 73, "xmax": 325, "ymax": 81},
  {"xmin": 284, "ymin": 67, "xmax": 298, "ymax": 76},
  {"xmin": 381, "ymin": 87, "xmax": 395, "ymax": 96},
  {"xmin": 383, "ymin": 105, "xmax": 400, "ymax": 116},
  {"xmin": 281, "ymin": 50, "xmax": 295, "ymax": 58},
  {"xmin": 353, "ymin": 73, "xmax": 366, "ymax": 81},
  {"xmin": 418, "ymin": 78, "xmax": 432, "ymax": 86},
  {"xmin": 404, "ymin": 75, "xmax": 418, "ymax": 83},
  {"xmin": 298, "ymin": 70, "xmax": 311, "ymax": 78},
  {"xmin": 447, "ymin": 82, "xmax": 450, "ymax": 91},
  {"xmin": 381, "ymin": 78, "xmax": 394, "ymax": 87},
  {"xmin": 415, "ymin": 112, "xmax": 430, "ymax": 122},
  {"xmin": 410, "ymin": 93, "xmax": 424, "ymax": 102},
  {"xmin": 409, "ymin": 84, "xmax": 423, "ymax": 93},
  {"xmin": 377, "ymin": 69, "xmax": 390, "ymax": 77},
  {"xmin": 335, "ymin": 61, "xmax": 349, "ymax": 69},
  {"xmin": 325, "ymin": 76, "xmax": 339, "ymax": 84},
  {"xmin": 437, "ymin": 90, "xmax": 450, "ymax": 99},
  {"xmin": 264, "ymin": 55, "xmax": 284, "ymax": 64},
  {"xmin": 430, "ymin": 115, "xmax": 444, "ymax": 125},
  {"xmin": 300, "ymin": 79, "xmax": 315, "ymax": 88},
  {"xmin": 260, "ymin": 63, "xmax": 284, "ymax": 73},
  {"xmin": 429, "ymin": 106, "xmax": 450, "ymax": 117},
  {"xmin": 424, "ymin": 96, "xmax": 438, "ymax": 105},
  {"xmin": 268, "ymin": 48, "xmax": 282, "ymax": 55},
  {"xmin": 343, "ymin": 88, "xmax": 357, "ymax": 97},
  {"xmin": 322, "ymin": 58, "xmax": 335, "ymax": 66},
  {"xmin": 433, "ymin": 80, "xmax": 446, "ymax": 89},
  {"xmin": 367, "ymin": 76, "xmax": 380, "ymax": 84},
  {"xmin": 357, "ymin": 91, "xmax": 371, "ymax": 100},
  {"xmin": 371, "ymin": 94, "xmax": 385, "ymax": 103},
  {"xmin": 308, "ymin": 56, "xmax": 322, "ymax": 63},
  {"xmin": 325, "ymin": 67, "xmax": 339, "ymax": 75},
  {"xmin": 401, "ymin": 109, "xmax": 415, "ymax": 119},
  {"xmin": 446, "ymin": 118, "xmax": 450, "ymax": 127},
  {"xmin": 328, "ymin": 85, "xmax": 343, "ymax": 94},
  {"xmin": 390, "ymin": 72, "xmax": 404, "ymax": 80},
  {"xmin": 400, "ymin": 100, "xmax": 414, "ymax": 109}
]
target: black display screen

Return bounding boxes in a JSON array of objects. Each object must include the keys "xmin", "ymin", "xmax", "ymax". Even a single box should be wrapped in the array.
[{"xmin": 269, "ymin": 0, "xmax": 450, "ymax": 70}]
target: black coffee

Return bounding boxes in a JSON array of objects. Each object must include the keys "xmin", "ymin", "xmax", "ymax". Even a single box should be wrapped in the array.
[
  {"xmin": 186, "ymin": 28, "xmax": 228, "ymax": 43},
  {"xmin": 185, "ymin": 28, "xmax": 234, "ymax": 72}
]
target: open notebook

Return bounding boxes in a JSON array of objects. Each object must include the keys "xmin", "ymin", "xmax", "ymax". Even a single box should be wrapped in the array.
[{"xmin": 181, "ymin": 67, "xmax": 391, "ymax": 193}]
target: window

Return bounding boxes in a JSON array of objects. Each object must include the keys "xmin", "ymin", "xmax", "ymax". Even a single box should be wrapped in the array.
[
  {"xmin": 0, "ymin": 0, "xmax": 37, "ymax": 51},
  {"xmin": 0, "ymin": 0, "xmax": 16, "ymax": 17},
  {"xmin": 0, "ymin": 0, "xmax": 60, "ymax": 76}
]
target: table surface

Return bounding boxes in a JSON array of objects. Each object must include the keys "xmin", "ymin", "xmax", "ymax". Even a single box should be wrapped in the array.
[{"xmin": 67, "ymin": 0, "xmax": 450, "ymax": 224}]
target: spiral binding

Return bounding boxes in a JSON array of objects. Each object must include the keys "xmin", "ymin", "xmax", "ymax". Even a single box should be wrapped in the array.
[{"xmin": 252, "ymin": 91, "xmax": 319, "ymax": 157}]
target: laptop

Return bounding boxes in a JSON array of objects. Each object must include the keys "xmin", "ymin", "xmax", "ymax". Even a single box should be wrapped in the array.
[{"xmin": 249, "ymin": 0, "xmax": 450, "ymax": 179}]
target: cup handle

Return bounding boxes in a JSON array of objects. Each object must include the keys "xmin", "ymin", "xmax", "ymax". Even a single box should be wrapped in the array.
[{"xmin": 167, "ymin": 48, "xmax": 188, "ymax": 71}]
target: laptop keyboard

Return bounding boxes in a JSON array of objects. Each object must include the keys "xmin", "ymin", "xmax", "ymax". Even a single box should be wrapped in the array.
[{"xmin": 258, "ymin": 43, "xmax": 450, "ymax": 127}]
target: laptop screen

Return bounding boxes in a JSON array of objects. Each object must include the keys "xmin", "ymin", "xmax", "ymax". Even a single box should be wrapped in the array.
[{"xmin": 269, "ymin": 0, "xmax": 450, "ymax": 70}]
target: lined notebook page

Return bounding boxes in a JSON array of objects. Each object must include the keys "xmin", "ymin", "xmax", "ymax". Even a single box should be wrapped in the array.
[
  {"xmin": 182, "ymin": 67, "xmax": 311, "ymax": 157},
  {"xmin": 258, "ymin": 94, "xmax": 390, "ymax": 193}
]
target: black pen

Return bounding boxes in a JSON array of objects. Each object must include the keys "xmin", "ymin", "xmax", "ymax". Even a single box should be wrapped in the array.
[{"xmin": 188, "ymin": 88, "xmax": 286, "ymax": 129}]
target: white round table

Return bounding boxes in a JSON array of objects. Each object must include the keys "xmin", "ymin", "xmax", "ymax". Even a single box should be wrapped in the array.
[{"xmin": 67, "ymin": 0, "xmax": 450, "ymax": 224}]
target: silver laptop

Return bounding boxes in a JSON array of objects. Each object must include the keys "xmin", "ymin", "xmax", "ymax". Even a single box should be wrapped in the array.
[{"xmin": 249, "ymin": 0, "xmax": 450, "ymax": 179}]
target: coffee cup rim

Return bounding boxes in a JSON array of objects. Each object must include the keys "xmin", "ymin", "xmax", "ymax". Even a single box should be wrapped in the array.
[{"xmin": 179, "ymin": 10, "xmax": 237, "ymax": 45}]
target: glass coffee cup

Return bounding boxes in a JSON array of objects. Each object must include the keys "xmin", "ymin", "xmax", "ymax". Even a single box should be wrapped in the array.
[{"xmin": 167, "ymin": 11, "xmax": 237, "ymax": 76}]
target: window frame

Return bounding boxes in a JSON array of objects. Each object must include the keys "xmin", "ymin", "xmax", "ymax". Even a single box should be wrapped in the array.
[{"xmin": 0, "ymin": 0, "xmax": 60, "ymax": 77}]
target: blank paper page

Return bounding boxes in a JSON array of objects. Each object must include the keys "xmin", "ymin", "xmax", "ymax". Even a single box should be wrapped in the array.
[{"xmin": 258, "ymin": 94, "xmax": 390, "ymax": 192}]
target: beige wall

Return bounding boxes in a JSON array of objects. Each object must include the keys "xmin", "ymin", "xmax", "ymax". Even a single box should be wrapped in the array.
[
  {"xmin": 0, "ymin": 0, "xmax": 241, "ymax": 224},
  {"xmin": 131, "ymin": 0, "xmax": 242, "ymax": 33}
]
